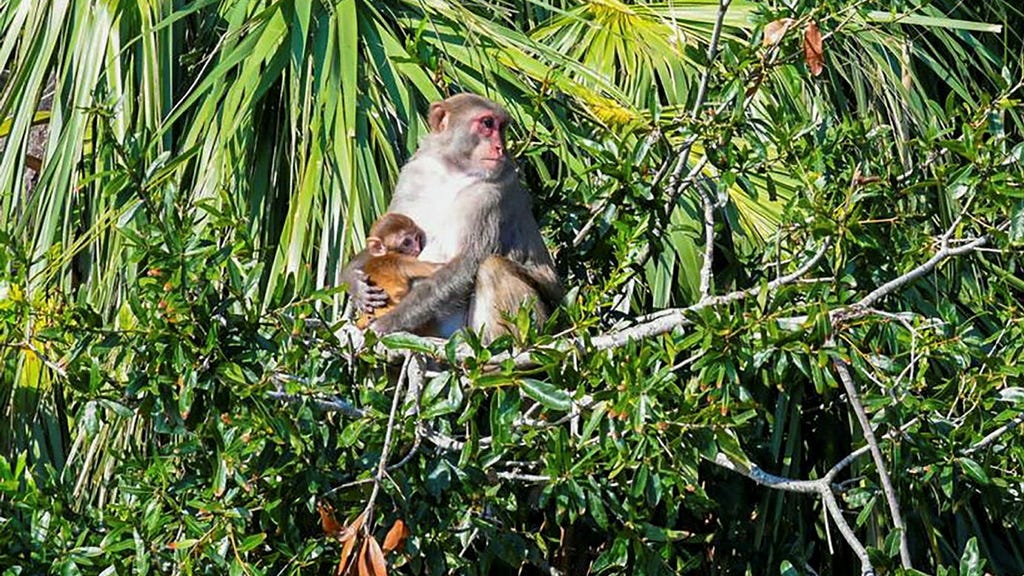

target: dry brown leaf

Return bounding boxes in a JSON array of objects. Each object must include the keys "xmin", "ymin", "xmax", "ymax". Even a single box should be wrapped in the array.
[
  {"xmin": 319, "ymin": 502, "xmax": 345, "ymax": 538},
  {"xmin": 337, "ymin": 533, "xmax": 359, "ymax": 576},
  {"xmin": 803, "ymin": 21, "xmax": 825, "ymax": 76},
  {"xmin": 356, "ymin": 538, "xmax": 371, "ymax": 576},
  {"xmin": 381, "ymin": 519, "xmax": 410, "ymax": 553},
  {"xmin": 763, "ymin": 18, "xmax": 795, "ymax": 47},
  {"xmin": 366, "ymin": 536, "xmax": 388, "ymax": 576},
  {"xmin": 357, "ymin": 537, "xmax": 388, "ymax": 576},
  {"xmin": 342, "ymin": 511, "xmax": 368, "ymax": 543}
]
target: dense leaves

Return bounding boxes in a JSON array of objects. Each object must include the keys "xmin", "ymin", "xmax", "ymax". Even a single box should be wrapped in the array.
[{"xmin": 2, "ymin": 0, "xmax": 1024, "ymax": 575}]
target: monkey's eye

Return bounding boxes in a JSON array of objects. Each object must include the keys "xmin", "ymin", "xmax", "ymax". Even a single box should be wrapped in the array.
[{"xmin": 481, "ymin": 116, "xmax": 495, "ymax": 129}]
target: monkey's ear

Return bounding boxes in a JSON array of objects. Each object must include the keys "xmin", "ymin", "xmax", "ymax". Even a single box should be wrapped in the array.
[
  {"xmin": 428, "ymin": 102, "xmax": 449, "ymax": 133},
  {"xmin": 367, "ymin": 237, "xmax": 386, "ymax": 256}
]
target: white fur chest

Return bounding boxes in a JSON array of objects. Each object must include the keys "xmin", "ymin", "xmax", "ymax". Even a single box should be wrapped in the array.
[{"xmin": 389, "ymin": 156, "xmax": 479, "ymax": 262}]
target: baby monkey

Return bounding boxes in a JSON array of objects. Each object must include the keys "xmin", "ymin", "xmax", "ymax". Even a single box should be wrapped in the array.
[{"xmin": 355, "ymin": 213, "xmax": 443, "ymax": 332}]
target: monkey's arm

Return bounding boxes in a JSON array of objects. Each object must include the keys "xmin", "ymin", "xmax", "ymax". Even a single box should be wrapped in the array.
[
  {"xmin": 524, "ymin": 263, "xmax": 564, "ymax": 310},
  {"xmin": 503, "ymin": 243, "xmax": 564, "ymax": 310},
  {"xmin": 401, "ymin": 260, "xmax": 445, "ymax": 280},
  {"xmin": 341, "ymin": 249, "xmax": 388, "ymax": 313},
  {"xmin": 372, "ymin": 209, "xmax": 500, "ymax": 335}
]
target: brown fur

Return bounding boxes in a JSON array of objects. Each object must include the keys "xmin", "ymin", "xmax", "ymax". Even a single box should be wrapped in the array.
[
  {"xmin": 353, "ymin": 214, "xmax": 443, "ymax": 334},
  {"xmin": 344, "ymin": 94, "xmax": 562, "ymax": 342}
]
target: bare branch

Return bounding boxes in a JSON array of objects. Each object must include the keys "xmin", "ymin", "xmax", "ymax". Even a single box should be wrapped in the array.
[
  {"xmin": 362, "ymin": 353, "xmax": 411, "ymax": 525},
  {"xmin": 591, "ymin": 238, "xmax": 832, "ymax": 348},
  {"xmin": 964, "ymin": 412, "xmax": 1024, "ymax": 456},
  {"xmin": 692, "ymin": 0, "xmax": 732, "ymax": 116},
  {"xmin": 1, "ymin": 341, "xmax": 68, "ymax": 378},
  {"xmin": 833, "ymin": 360, "xmax": 911, "ymax": 570},
  {"xmin": 820, "ymin": 488, "xmax": 875, "ymax": 575},
  {"xmin": 266, "ymin": 390, "xmax": 365, "ymax": 419},
  {"xmin": 495, "ymin": 472, "xmax": 551, "ymax": 483},
  {"xmin": 833, "ymin": 236, "xmax": 988, "ymax": 324},
  {"xmin": 698, "ymin": 182, "xmax": 717, "ymax": 301},
  {"xmin": 711, "ymin": 453, "xmax": 875, "ymax": 576},
  {"xmin": 825, "ymin": 418, "xmax": 919, "ymax": 482},
  {"xmin": 658, "ymin": 0, "xmax": 732, "ymax": 217},
  {"xmin": 712, "ymin": 453, "xmax": 822, "ymax": 494}
]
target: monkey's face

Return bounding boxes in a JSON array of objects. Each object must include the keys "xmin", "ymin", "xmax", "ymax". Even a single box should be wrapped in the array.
[
  {"xmin": 439, "ymin": 107, "xmax": 511, "ymax": 179},
  {"xmin": 467, "ymin": 111, "xmax": 509, "ymax": 173},
  {"xmin": 390, "ymin": 229, "xmax": 424, "ymax": 257}
]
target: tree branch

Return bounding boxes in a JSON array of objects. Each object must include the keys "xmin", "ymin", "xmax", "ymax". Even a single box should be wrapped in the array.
[
  {"xmin": 361, "ymin": 352, "xmax": 411, "ymax": 525},
  {"xmin": 657, "ymin": 0, "xmax": 731, "ymax": 221},
  {"xmin": 832, "ymin": 235, "xmax": 988, "ymax": 325},
  {"xmin": 833, "ymin": 360, "xmax": 911, "ymax": 570},
  {"xmin": 363, "ymin": 237, "xmax": 832, "ymax": 367},
  {"xmin": 266, "ymin": 390, "xmax": 365, "ymax": 419},
  {"xmin": 352, "ymin": 229, "xmax": 986, "ymax": 384},
  {"xmin": 964, "ymin": 412, "xmax": 1024, "ymax": 456},
  {"xmin": 698, "ymin": 181, "xmax": 717, "ymax": 301},
  {"xmin": 711, "ymin": 453, "xmax": 875, "ymax": 576}
]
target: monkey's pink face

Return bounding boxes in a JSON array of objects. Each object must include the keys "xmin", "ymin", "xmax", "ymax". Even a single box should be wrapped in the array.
[
  {"xmin": 470, "ymin": 112, "xmax": 509, "ymax": 172},
  {"xmin": 389, "ymin": 229, "xmax": 424, "ymax": 257}
]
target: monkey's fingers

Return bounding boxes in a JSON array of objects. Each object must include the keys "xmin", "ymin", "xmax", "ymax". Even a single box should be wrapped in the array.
[
  {"xmin": 360, "ymin": 286, "xmax": 388, "ymax": 312},
  {"xmin": 353, "ymin": 271, "xmax": 389, "ymax": 313}
]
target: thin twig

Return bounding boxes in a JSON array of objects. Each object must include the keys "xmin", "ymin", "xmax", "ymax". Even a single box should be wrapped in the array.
[
  {"xmin": 820, "ymin": 488, "xmax": 874, "ymax": 574},
  {"xmin": 362, "ymin": 353, "xmax": 411, "ymax": 525},
  {"xmin": 833, "ymin": 360, "xmax": 911, "ymax": 570},
  {"xmin": 659, "ymin": 0, "xmax": 732, "ymax": 217},
  {"xmin": 964, "ymin": 412, "xmax": 1024, "ymax": 455},
  {"xmin": 834, "ymin": 236, "xmax": 988, "ymax": 324},
  {"xmin": 589, "ymin": 239, "xmax": 832, "ymax": 349},
  {"xmin": 698, "ymin": 181, "xmax": 717, "ymax": 301},
  {"xmin": 2, "ymin": 341, "xmax": 68, "ymax": 377},
  {"xmin": 265, "ymin": 390, "xmax": 365, "ymax": 419}
]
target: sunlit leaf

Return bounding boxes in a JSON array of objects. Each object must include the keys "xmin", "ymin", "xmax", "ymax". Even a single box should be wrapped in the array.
[
  {"xmin": 959, "ymin": 458, "xmax": 990, "ymax": 485},
  {"xmin": 520, "ymin": 378, "xmax": 572, "ymax": 411},
  {"xmin": 959, "ymin": 537, "xmax": 983, "ymax": 576}
]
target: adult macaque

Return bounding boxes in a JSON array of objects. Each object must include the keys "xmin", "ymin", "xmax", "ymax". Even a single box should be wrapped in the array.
[
  {"xmin": 354, "ymin": 213, "xmax": 443, "ymax": 331},
  {"xmin": 343, "ymin": 93, "xmax": 562, "ymax": 341}
]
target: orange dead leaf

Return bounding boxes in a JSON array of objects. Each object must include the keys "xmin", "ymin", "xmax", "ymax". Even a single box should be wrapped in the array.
[
  {"xmin": 322, "ymin": 506, "xmax": 369, "ymax": 575},
  {"xmin": 337, "ymin": 534, "xmax": 359, "ymax": 576},
  {"xmin": 320, "ymin": 506, "xmax": 368, "ymax": 544},
  {"xmin": 319, "ymin": 502, "xmax": 345, "ymax": 537},
  {"xmin": 382, "ymin": 519, "xmax": 410, "ymax": 553},
  {"xmin": 763, "ymin": 18, "xmax": 795, "ymax": 47},
  {"xmin": 341, "ymin": 511, "xmax": 368, "ymax": 543},
  {"xmin": 803, "ymin": 21, "xmax": 824, "ymax": 76},
  {"xmin": 358, "ymin": 536, "xmax": 388, "ymax": 576}
]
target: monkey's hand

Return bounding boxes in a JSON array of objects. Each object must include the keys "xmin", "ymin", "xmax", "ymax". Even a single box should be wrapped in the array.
[
  {"xmin": 368, "ymin": 310, "xmax": 399, "ymax": 335},
  {"xmin": 351, "ymin": 270, "xmax": 388, "ymax": 313}
]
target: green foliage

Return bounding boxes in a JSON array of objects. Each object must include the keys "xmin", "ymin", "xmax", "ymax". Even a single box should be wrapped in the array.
[{"xmin": 2, "ymin": 0, "xmax": 1024, "ymax": 574}]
